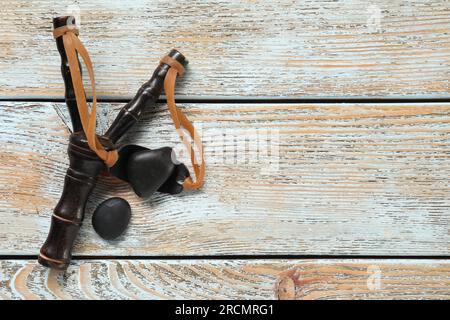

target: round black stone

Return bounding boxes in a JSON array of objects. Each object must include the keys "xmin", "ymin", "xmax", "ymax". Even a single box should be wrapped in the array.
[{"xmin": 92, "ymin": 197, "xmax": 131, "ymax": 240}]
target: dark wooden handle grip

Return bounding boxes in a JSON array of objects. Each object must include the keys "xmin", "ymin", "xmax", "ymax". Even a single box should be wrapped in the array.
[{"xmin": 38, "ymin": 133, "xmax": 106, "ymax": 269}]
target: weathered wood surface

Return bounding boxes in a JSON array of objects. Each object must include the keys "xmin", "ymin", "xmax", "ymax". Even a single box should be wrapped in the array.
[
  {"xmin": 1, "ymin": 101, "xmax": 450, "ymax": 255},
  {"xmin": 0, "ymin": 0, "xmax": 449, "ymax": 99},
  {"xmin": 1, "ymin": 259, "xmax": 449, "ymax": 300}
]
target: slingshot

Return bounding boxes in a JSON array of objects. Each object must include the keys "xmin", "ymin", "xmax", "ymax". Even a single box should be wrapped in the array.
[{"xmin": 38, "ymin": 16, "xmax": 205, "ymax": 269}]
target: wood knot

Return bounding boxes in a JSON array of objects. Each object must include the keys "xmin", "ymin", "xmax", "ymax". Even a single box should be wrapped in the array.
[
  {"xmin": 276, "ymin": 268, "xmax": 320, "ymax": 300},
  {"xmin": 276, "ymin": 275, "xmax": 296, "ymax": 300}
]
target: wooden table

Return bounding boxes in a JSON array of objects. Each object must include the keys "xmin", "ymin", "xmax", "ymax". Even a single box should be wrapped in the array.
[{"xmin": 1, "ymin": 0, "xmax": 449, "ymax": 299}]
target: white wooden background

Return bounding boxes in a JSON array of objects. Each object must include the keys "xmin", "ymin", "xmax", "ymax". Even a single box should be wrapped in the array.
[
  {"xmin": 0, "ymin": 0, "xmax": 450, "ymax": 299},
  {"xmin": 1, "ymin": 0, "xmax": 449, "ymax": 99}
]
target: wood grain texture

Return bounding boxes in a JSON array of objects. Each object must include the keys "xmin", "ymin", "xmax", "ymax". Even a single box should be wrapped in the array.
[
  {"xmin": 0, "ymin": 0, "xmax": 449, "ymax": 99},
  {"xmin": 1, "ymin": 259, "xmax": 449, "ymax": 300},
  {"xmin": 1, "ymin": 101, "xmax": 450, "ymax": 255}
]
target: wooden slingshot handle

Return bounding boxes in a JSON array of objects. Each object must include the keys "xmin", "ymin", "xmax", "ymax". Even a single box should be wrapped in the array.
[{"xmin": 38, "ymin": 16, "xmax": 188, "ymax": 269}]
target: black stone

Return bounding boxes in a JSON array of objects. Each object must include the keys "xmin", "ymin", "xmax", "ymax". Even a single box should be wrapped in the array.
[
  {"xmin": 92, "ymin": 197, "xmax": 131, "ymax": 240},
  {"xmin": 109, "ymin": 144, "xmax": 189, "ymax": 197},
  {"xmin": 110, "ymin": 144, "xmax": 148, "ymax": 182},
  {"xmin": 127, "ymin": 147, "xmax": 176, "ymax": 198},
  {"xmin": 158, "ymin": 163, "xmax": 190, "ymax": 194}
]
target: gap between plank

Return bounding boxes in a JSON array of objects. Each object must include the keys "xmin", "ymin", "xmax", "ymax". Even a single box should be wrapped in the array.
[
  {"xmin": 2, "ymin": 97, "xmax": 450, "ymax": 104},
  {"xmin": 1, "ymin": 255, "xmax": 450, "ymax": 261}
]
